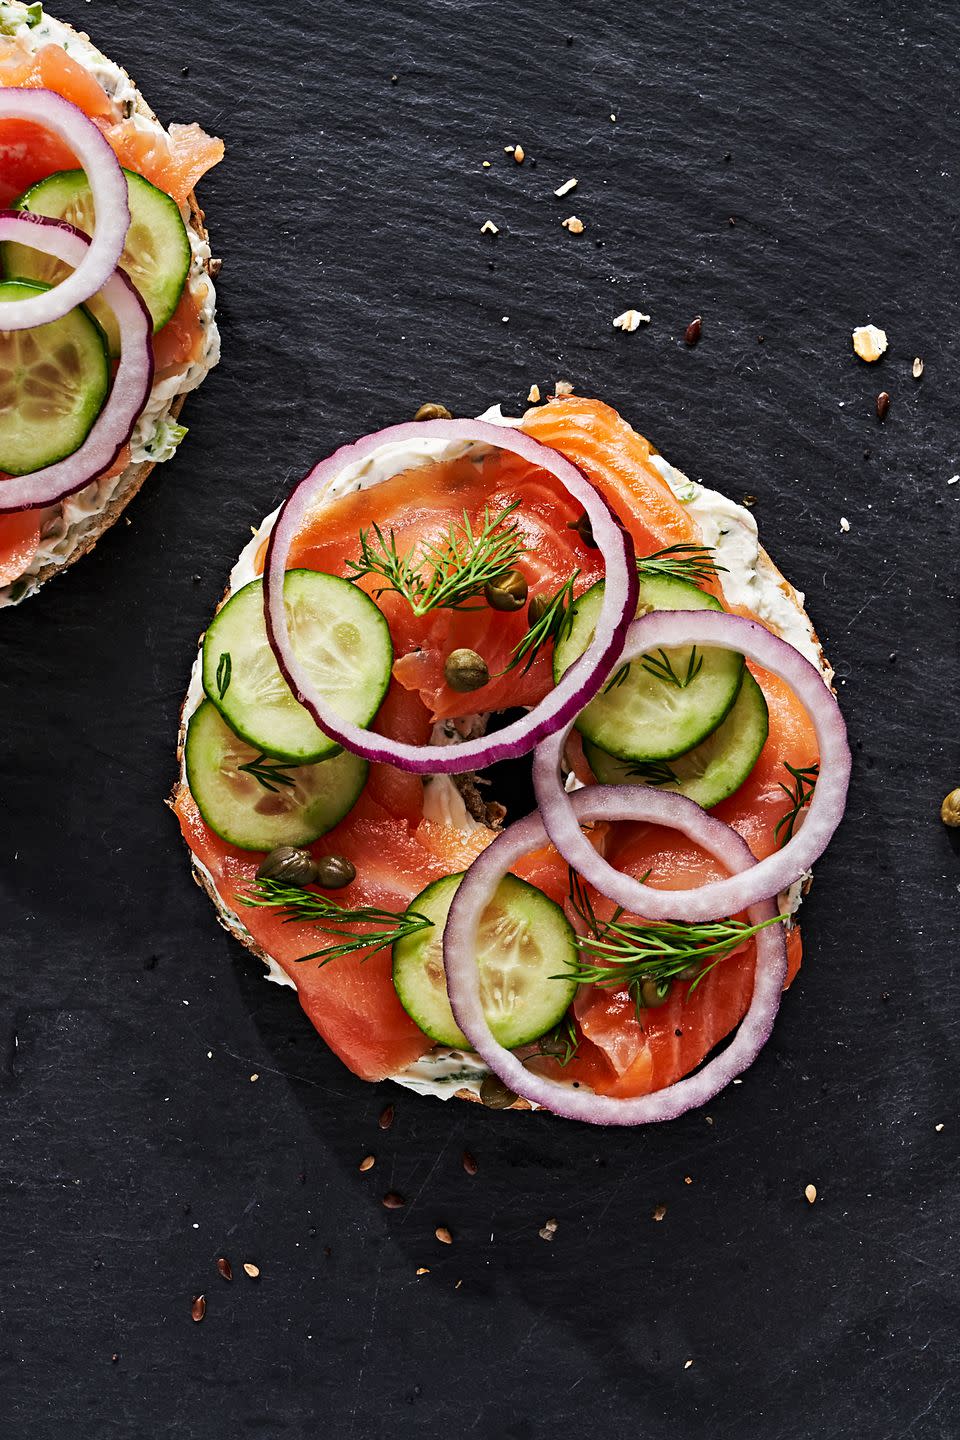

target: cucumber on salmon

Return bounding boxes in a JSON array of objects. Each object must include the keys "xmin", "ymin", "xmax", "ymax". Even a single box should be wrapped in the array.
[
  {"xmin": 584, "ymin": 668, "xmax": 769, "ymax": 809},
  {"xmin": 3, "ymin": 167, "xmax": 191, "ymax": 356},
  {"xmin": 392, "ymin": 872, "xmax": 578, "ymax": 1049},
  {"xmin": 185, "ymin": 699, "xmax": 368, "ymax": 852},
  {"xmin": 202, "ymin": 570, "xmax": 393, "ymax": 765},
  {"xmin": 0, "ymin": 278, "xmax": 109, "ymax": 475},
  {"xmin": 553, "ymin": 574, "xmax": 744, "ymax": 763}
]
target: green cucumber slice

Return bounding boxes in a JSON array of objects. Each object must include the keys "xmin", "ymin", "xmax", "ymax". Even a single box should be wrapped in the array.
[
  {"xmin": 202, "ymin": 570, "xmax": 393, "ymax": 765},
  {"xmin": 184, "ymin": 700, "xmax": 368, "ymax": 852},
  {"xmin": 553, "ymin": 574, "xmax": 744, "ymax": 762},
  {"xmin": 0, "ymin": 279, "xmax": 109, "ymax": 475},
  {"xmin": 584, "ymin": 669, "xmax": 769, "ymax": 809},
  {"xmin": 392, "ymin": 872, "xmax": 578, "ymax": 1049},
  {"xmin": 3, "ymin": 168, "xmax": 191, "ymax": 356}
]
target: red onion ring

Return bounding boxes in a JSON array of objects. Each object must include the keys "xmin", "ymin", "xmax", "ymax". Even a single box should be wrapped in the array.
[
  {"xmin": 263, "ymin": 419, "xmax": 638, "ymax": 775},
  {"xmin": 443, "ymin": 785, "xmax": 788, "ymax": 1124},
  {"xmin": 0, "ymin": 89, "xmax": 129, "ymax": 329},
  {"xmin": 534, "ymin": 610, "xmax": 850, "ymax": 922},
  {"xmin": 0, "ymin": 214, "xmax": 153, "ymax": 513}
]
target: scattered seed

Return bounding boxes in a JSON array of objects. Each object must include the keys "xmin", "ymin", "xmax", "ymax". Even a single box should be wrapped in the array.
[
  {"xmin": 912, "ymin": 356, "xmax": 924, "ymax": 379},
  {"xmin": 684, "ymin": 1176, "xmax": 693, "ymax": 1185},
  {"xmin": 249, "ymin": 1073, "xmax": 259, "ymax": 1082},
  {"xmin": 948, "ymin": 475, "xmax": 960, "ymax": 485},
  {"xmin": 191, "ymin": 1295, "xmax": 206, "ymax": 1323},
  {"xmin": 805, "ymin": 1183, "xmax": 817, "ymax": 1204},
  {"xmin": 840, "ymin": 516, "xmax": 850, "ymax": 533},
  {"xmin": 610, "ymin": 112, "xmax": 617, "ymax": 121},
  {"xmin": 462, "ymin": 1150, "xmax": 479, "ymax": 1176},
  {"xmin": 480, "ymin": 219, "xmax": 499, "ymax": 235},
  {"xmin": 482, "ymin": 160, "xmax": 491, "ymax": 168},
  {"xmin": 851, "ymin": 324, "xmax": 888, "ymax": 363},
  {"xmin": 359, "ymin": 1155, "xmax": 376, "ymax": 1173},
  {"xmin": 383, "ymin": 1192, "xmax": 405, "ymax": 1210},
  {"xmin": 684, "ymin": 315, "xmax": 702, "ymax": 346},
  {"xmin": 652, "ymin": 1204, "xmax": 667, "ymax": 1222},
  {"xmin": 111, "ymin": 1354, "xmax": 119, "ymax": 1363},
  {"xmin": 379, "ymin": 1103, "xmax": 395, "ymax": 1130},
  {"xmin": 742, "ymin": 494, "xmax": 757, "ymax": 507},
  {"xmin": 390, "ymin": 74, "xmax": 398, "ymax": 84},
  {"xmin": 940, "ymin": 789, "xmax": 960, "ymax": 827},
  {"xmin": 684, "ymin": 1359, "xmax": 694, "ymax": 1370},
  {"xmin": 216, "ymin": 1257, "xmax": 233, "ymax": 1282},
  {"xmin": 561, "ymin": 215, "xmax": 584, "ymax": 234},
  {"xmin": 554, "ymin": 177, "xmax": 578, "ymax": 197},
  {"xmin": 512, "ymin": 144, "xmax": 524, "ymax": 163},
  {"xmin": 416, "ymin": 1267, "xmax": 430, "ymax": 1275},
  {"xmin": 242, "ymin": 1263, "xmax": 260, "ymax": 1279},
  {"xmin": 413, "ymin": 403, "xmax": 451, "ymax": 423},
  {"xmin": 539, "ymin": 1217, "xmax": 558, "ymax": 1241},
  {"xmin": 435, "ymin": 1226, "xmax": 453, "ymax": 1245},
  {"xmin": 612, "ymin": 308, "xmax": 651, "ymax": 332},
  {"xmin": 936, "ymin": 1123, "xmax": 945, "ymax": 1132},
  {"xmin": 455, "ymin": 1279, "xmax": 463, "ymax": 1290},
  {"xmin": 554, "ymin": 379, "xmax": 574, "ymax": 396},
  {"xmin": 876, "ymin": 391, "xmax": 890, "ymax": 421},
  {"xmin": 527, "ymin": 383, "xmax": 541, "ymax": 403}
]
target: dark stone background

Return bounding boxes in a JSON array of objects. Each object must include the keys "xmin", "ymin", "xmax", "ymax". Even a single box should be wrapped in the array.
[{"xmin": 2, "ymin": 1, "xmax": 959, "ymax": 1435}]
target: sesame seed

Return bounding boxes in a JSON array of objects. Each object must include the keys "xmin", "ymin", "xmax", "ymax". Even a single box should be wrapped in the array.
[{"xmin": 805, "ymin": 1183, "xmax": 818, "ymax": 1204}]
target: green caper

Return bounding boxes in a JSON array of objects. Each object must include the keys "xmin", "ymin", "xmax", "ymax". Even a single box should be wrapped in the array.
[
  {"xmin": 568, "ymin": 512, "xmax": 598, "ymax": 549},
  {"xmin": 414, "ymin": 402, "xmax": 453, "ymax": 421},
  {"xmin": 639, "ymin": 977, "xmax": 671, "ymax": 1009},
  {"xmin": 256, "ymin": 845, "xmax": 318, "ymax": 886},
  {"xmin": 479, "ymin": 1073, "xmax": 518, "ymax": 1108},
  {"xmin": 941, "ymin": 789, "xmax": 960, "ymax": 827},
  {"xmin": 484, "ymin": 568, "xmax": 528, "ymax": 612},
  {"xmin": 527, "ymin": 593, "xmax": 550, "ymax": 626},
  {"xmin": 444, "ymin": 647, "xmax": 490, "ymax": 692},
  {"xmin": 314, "ymin": 853, "xmax": 356, "ymax": 889}
]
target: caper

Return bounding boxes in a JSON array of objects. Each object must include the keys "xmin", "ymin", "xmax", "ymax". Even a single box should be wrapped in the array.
[
  {"xmin": 639, "ymin": 977, "xmax": 671, "ymax": 1009},
  {"xmin": 484, "ymin": 568, "xmax": 528, "ymax": 612},
  {"xmin": 568, "ymin": 512, "xmax": 598, "ymax": 548},
  {"xmin": 256, "ymin": 845, "xmax": 318, "ymax": 886},
  {"xmin": 414, "ymin": 402, "xmax": 453, "ymax": 422},
  {"xmin": 479, "ymin": 1073, "xmax": 518, "ymax": 1108},
  {"xmin": 941, "ymin": 789, "xmax": 960, "ymax": 828},
  {"xmin": 527, "ymin": 593, "xmax": 550, "ymax": 626},
  {"xmin": 314, "ymin": 853, "xmax": 356, "ymax": 889},
  {"xmin": 444, "ymin": 647, "xmax": 490, "ymax": 692}
]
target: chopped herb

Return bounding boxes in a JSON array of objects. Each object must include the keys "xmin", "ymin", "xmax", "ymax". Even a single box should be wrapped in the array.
[
  {"xmin": 240, "ymin": 879, "xmax": 432, "ymax": 965},
  {"xmin": 775, "ymin": 761, "xmax": 819, "ymax": 846},
  {"xmin": 636, "ymin": 543, "xmax": 724, "ymax": 586},
  {"xmin": 25, "ymin": 2, "xmax": 43, "ymax": 25},
  {"xmin": 626, "ymin": 757, "xmax": 679, "ymax": 787},
  {"xmin": 604, "ymin": 661, "xmax": 631, "ymax": 693},
  {"xmin": 346, "ymin": 502, "xmax": 525, "ymax": 616},
  {"xmin": 236, "ymin": 753, "xmax": 299, "ymax": 794},
  {"xmin": 499, "ymin": 570, "xmax": 580, "ymax": 676},
  {"xmin": 640, "ymin": 646, "xmax": 704, "ymax": 689},
  {"xmin": 215, "ymin": 651, "xmax": 232, "ymax": 700},
  {"xmin": 524, "ymin": 1012, "xmax": 580, "ymax": 1067}
]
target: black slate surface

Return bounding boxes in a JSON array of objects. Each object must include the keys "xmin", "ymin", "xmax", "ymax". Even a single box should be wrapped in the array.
[{"xmin": 3, "ymin": 1, "xmax": 960, "ymax": 1435}]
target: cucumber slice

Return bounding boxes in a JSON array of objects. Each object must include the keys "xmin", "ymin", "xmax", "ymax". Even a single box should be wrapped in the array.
[
  {"xmin": 3, "ymin": 168, "xmax": 191, "ymax": 356},
  {"xmin": 584, "ymin": 669, "xmax": 769, "ymax": 809},
  {"xmin": 202, "ymin": 571, "xmax": 393, "ymax": 765},
  {"xmin": 185, "ymin": 700, "xmax": 368, "ymax": 852},
  {"xmin": 553, "ymin": 574, "xmax": 744, "ymax": 762},
  {"xmin": 0, "ymin": 279, "xmax": 109, "ymax": 475},
  {"xmin": 392, "ymin": 872, "xmax": 578, "ymax": 1049}
]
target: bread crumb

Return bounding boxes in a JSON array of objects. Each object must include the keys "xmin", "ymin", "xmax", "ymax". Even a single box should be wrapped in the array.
[
  {"xmin": 613, "ymin": 308, "xmax": 650, "ymax": 332},
  {"xmin": 554, "ymin": 379, "xmax": 574, "ymax": 396},
  {"xmin": 416, "ymin": 1267, "xmax": 430, "ymax": 1275},
  {"xmin": 562, "ymin": 215, "xmax": 584, "ymax": 234},
  {"xmin": 912, "ymin": 356, "xmax": 924, "ymax": 379},
  {"xmin": 527, "ymin": 383, "xmax": 541, "ymax": 403},
  {"xmin": 435, "ymin": 1227, "xmax": 453, "ymax": 1245},
  {"xmin": 839, "ymin": 516, "xmax": 850, "ymax": 533},
  {"xmin": 936, "ymin": 1123, "xmax": 945, "ymax": 1132},
  {"xmin": 538, "ymin": 1217, "xmax": 558, "ymax": 1241},
  {"xmin": 652, "ymin": 1204, "xmax": 667, "ymax": 1222},
  {"xmin": 480, "ymin": 219, "xmax": 499, "ymax": 235},
  {"xmin": 554, "ymin": 177, "xmax": 578, "ymax": 197},
  {"xmin": 684, "ymin": 1359, "xmax": 694, "ymax": 1370},
  {"xmin": 852, "ymin": 324, "xmax": 888, "ymax": 362}
]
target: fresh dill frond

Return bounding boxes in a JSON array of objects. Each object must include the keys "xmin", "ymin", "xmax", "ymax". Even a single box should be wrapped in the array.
[
  {"xmin": 215, "ymin": 651, "xmax": 232, "ymax": 700},
  {"xmin": 236, "ymin": 754, "xmax": 299, "ymax": 793},
  {"xmin": 499, "ymin": 569, "xmax": 580, "ymax": 676},
  {"xmin": 346, "ymin": 502, "xmax": 526, "ymax": 615},
  {"xmin": 774, "ymin": 760, "xmax": 819, "ymax": 847},
  {"xmin": 625, "ymin": 758, "xmax": 679, "ymax": 786},
  {"xmin": 604, "ymin": 661, "xmax": 632, "ymax": 693},
  {"xmin": 637, "ymin": 543, "xmax": 724, "ymax": 586},
  {"xmin": 523, "ymin": 1012, "xmax": 580, "ymax": 1067},
  {"xmin": 240, "ymin": 880, "xmax": 433, "ymax": 965},
  {"xmin": 640, "ymin": 645, "xmax": 704, "ymax": 689}
]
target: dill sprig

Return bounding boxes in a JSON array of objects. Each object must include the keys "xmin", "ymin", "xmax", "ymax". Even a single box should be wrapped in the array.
[
  {"xmin": 236, "ymin": 754, "xmax": 299, "ymax": 793},
  {"xmin": 499, "ymin": 570, "xmax": 580, "ymax": 676},
  {"xmin": 637, "ymin": 543, "xmax": 725, "ymax": 586},
  {"xmin": 626, "ymin": 757, "xmax": 679, "ymax": 786},
  {"xmin": 522, "ymin": 1012, "xmax": 581, "ymax": 1067},
  {"xmin": 215, "ymin": 651, "xmax": 232, "ymax": 700},
  {"xmin": 560, "ymin": 868, "xmax": 785, "ymax": 1015},
  {"xmin": 775, "ymin": 761, "xmax": 819, "ymax": 847},
  {"xmin": 240, "ymin": 879, "xmax": 433, "ymax": 965},
  {"xmin": 640, "ymin": 645, "xmax": 704, "ymax": 689},
  {"xmin": 345, "ymin": 502, "xmax": 526, "ymax": 615}
]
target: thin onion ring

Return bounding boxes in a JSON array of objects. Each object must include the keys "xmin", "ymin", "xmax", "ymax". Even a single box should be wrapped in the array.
[
  {"xmin": 0, "ymin": 89, "xmax": 129, "ymax": 329},
  {"xmin": 443, "ymin": 785, "xmax": 787, "ymax": 1125},
  {"xmin": 263, "ymin": 418, "xmax": 638, "ymax": 775},
  {"xmin": 534, "ymin": 609, "xmax": 850, "ymax": 922}
]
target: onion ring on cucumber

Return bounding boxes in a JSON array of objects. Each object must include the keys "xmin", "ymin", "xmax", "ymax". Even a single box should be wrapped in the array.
[
  {"xmin": 443, "ymin": 785, "xmax": 788, "ymax": 1125},
  {"xmin": 263, "ymin": 418, "xmax": 639, "ymax": 775},
  {"xmin": 0, "ymin": 89, "xmax": 129, "ymax": 329},
  {"xmin": 534, "ymin": 610, "xmax": 850, "ymax": 922},
  {"xmin": 0, "ymin": 214, "xmax": 153, "ymax": 512}
]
